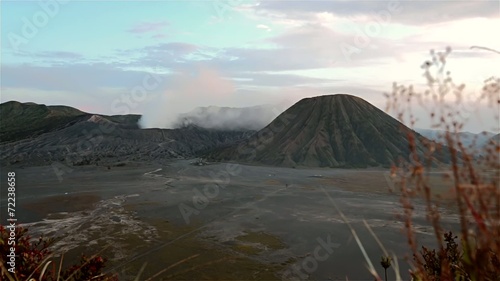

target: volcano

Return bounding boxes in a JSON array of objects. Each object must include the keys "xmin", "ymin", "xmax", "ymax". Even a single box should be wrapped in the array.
[{"xmin": 208, "ymin": 94, "xmax": 442, "ymax": 168}]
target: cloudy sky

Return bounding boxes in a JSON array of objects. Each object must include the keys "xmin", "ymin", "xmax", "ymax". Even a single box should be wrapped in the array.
[{"xmin": 1, "ymin": 0, "xmax": 499, "ymax": 132}]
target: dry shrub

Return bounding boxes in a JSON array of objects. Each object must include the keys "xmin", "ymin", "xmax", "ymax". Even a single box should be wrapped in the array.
[
  {"xmin": 0, "ymin": 225, "xmax": 118, "ymax": 281},
  {"xmin": 385, "ymin": 47, "xmax": 500, "ymax": 280}
]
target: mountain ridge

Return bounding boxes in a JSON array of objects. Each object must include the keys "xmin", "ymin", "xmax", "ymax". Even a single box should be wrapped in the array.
[
  {"xmin": 1, "ymin": 97, "xmax": 453, "ymax": 168},
  {"xmin": 0, "ymin": 101, "xmax": 253, "ymax": 166},
  {"xmin": 416, "ymin": 128, "xmax": 495, "ymax": 148}
]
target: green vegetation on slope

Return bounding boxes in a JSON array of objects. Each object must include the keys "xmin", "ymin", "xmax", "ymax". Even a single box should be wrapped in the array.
[{"xmin": 0, "ymin": 101, "xmax": 87, "ymax": 143}]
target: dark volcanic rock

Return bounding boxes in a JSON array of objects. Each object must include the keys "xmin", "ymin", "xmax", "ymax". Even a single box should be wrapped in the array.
[{"xmin": 207, "ymin": 94, "xmax": 446, "ymax": 168}]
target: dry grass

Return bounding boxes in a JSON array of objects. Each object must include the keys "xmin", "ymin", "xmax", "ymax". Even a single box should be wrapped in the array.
[{"xmin": 384, "ymin": 47, "xmax": 500, "ymax": 280}]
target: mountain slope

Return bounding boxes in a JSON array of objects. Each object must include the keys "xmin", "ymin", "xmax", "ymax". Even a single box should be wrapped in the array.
[
  {"xmin": 0, "ymin": 101, "xmax": 88, "ymax": 143},
  {"xmin": 0, "ymin": 102, "xmax": 253, "ymax": 166},
  {"xmin": 208, "ymin": 94, "xmax": 442, "ymax": 168}
]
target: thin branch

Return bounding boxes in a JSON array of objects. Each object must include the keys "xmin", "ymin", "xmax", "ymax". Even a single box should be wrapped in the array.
[{"xmin": 470, "ymin": 46, "xmax": 500, "ymax": 55}]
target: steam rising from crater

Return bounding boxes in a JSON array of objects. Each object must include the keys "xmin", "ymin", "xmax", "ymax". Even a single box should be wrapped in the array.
[
  {"xmin": 138, "ymin": 66, "xmax": 287, "ymax": 130},
  {"xmin": 174, "ymin": 105, "xmax": 280, "ymax": 131}
]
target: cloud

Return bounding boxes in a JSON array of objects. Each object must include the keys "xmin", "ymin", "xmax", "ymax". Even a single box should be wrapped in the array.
[
  {"xmin": 118, "ymin": 42, "xmax": 200, "ymax": 67},
  {"xmin": 152, "ymin": 33, "xmax": 168, "ymax": 39},
  {"xmin": 253, "ymin": 0, "xmax": 499, "ymax": 25},
  {"xmin": 118, "ymin": 20, "xmax": 496, "ymax": 77},
  {"xmin": 229, "ymin": 72, "xmax": 338, "ymax": 87},
  {"xmin": 256, "ymin": 24, "xmax": 271, "ymax": 31},
  {"xmin": 127, "ymin": 20, "xmax": 169, "ymax": 34},
  {"xmin": 143, "ymin": 42, "xmax": 199, "ymax": 55},
  {"xmin": 1, "ymin": 63, "xmax": 163, "ymax": 93}
]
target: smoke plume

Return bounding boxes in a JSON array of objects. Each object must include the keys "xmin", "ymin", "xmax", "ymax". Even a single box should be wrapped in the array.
[{"xmin": 138, "ymin": 66, "xmax": 288, "ymax": 130}]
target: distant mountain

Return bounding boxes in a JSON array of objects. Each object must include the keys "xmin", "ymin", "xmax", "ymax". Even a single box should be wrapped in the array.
[
  {"xmin": 486, "ymin": 133, "xmax": 500, "ymax": 147},
  {"xmin": 207, "ymin": 94, "xmax": 448, "ymax": 168},
  {"xmin": 415, "ymin": 128, "xmax": 495, "ymax": 151},
  {"xmin": 172, "ymin": 105, "xmax": 280, "ymax": 131},
  {"xmin": 0, "ymin": 101, "xmax": 252, "ymax": 166}
]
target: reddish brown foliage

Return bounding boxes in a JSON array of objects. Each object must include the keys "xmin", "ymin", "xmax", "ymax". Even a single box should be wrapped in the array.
[
  {"xmin": 386, "ymin": 47, "xmax": 500, "ymax": 280},
  {"xmin": 0, "ymin": 225, "xmax": 118, "ymax": 281}
]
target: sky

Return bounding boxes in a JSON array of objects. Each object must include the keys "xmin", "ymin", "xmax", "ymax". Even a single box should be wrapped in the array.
[{"xmin": 1, "ymin": 0, "xmax": 499, "ymax": 132}]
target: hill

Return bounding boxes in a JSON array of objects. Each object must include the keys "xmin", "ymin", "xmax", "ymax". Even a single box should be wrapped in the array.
[
  {"xmin": 207, "ymin": 94, "xmax": 445, "ymax": 168},
  {"xmin": 0, "ymin": 102, "xmax": 252, "ymax": 166},
  {"xmin": 0, "ymin": 101, "xmax": 88, "ymax": 143}
]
